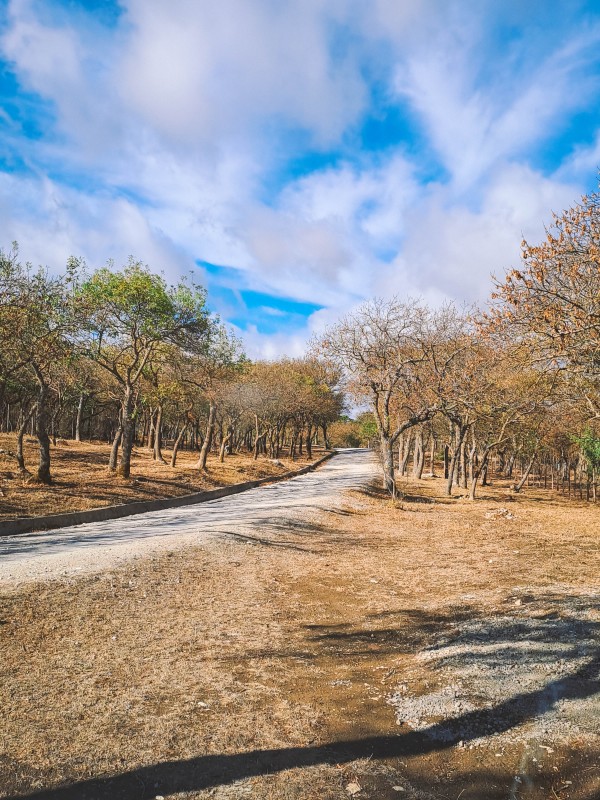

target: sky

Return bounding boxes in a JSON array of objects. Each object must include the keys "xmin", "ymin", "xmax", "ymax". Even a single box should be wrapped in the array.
[{"xmin": 1, "ymin": 0, "xmax": 600, "ymax": 358}]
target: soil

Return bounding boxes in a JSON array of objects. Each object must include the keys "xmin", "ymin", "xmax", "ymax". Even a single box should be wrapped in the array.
[
  {"xmin": 0, "ymin": 434, "xmax": 318, "ymax": 521},
  {"xmin": 0, "ymin": 459, "xmax": 598, "ymax": 800}
]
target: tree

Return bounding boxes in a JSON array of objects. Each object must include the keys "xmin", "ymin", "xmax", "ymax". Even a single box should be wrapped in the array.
[
  {"xmin": 0, "ymin": 245, "xmax": 78, "ymax": 483},
  {"xmin": 178, "ymin": 321, "xmax": 246, "ymax": 470},
  {"xmin": 490, "ymin": 188, "xmax": 600, "ymax": 415},
  {"xmin": 78, "ymin": 260, "xmax": 211, "ymax": 478},
  {"xmin": 315, "ymin": 298, "xmax": 437, "ymax": 495}
]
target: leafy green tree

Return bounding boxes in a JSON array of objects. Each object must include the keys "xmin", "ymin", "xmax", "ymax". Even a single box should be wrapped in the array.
[
  {"xmin": 574, "ymin": 428, "xmax": 600, "ymax": 469},
  {"xmin": 357, "ymin": 412, "xmax": 377, "ymax": 446},
  {"xmin": 78, "ymin": 259, "xmax": 210, "ymax": 478}
]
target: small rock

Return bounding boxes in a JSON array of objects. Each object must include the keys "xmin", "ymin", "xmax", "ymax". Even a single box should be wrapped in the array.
[
  {"xmin": 346, "ymin": 782, "xmax": 361, "ymax": 796},
  {"xmin": 392, "ymin": 788, "xmax": 405, "ymax": 793}
]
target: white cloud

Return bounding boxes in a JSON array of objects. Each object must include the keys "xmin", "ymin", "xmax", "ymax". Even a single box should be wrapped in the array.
[
  {"xmin": 558, "ymin": 132, "xmax": 600, "ymax": 182},
  {"xmin": 0, "ymin": 171, "xmax": 195, "ymax": 280},
  {"xmin": 233, "ymin": 323, "xmax": 308, "ymax": 361},
  {"xmin": 378, "ymin": 164, "xmax": 582, "ymax": 305},
  {"xmin": 391, "ymin": 6, "xmax": 600, "ymax": 190},
  {"xmin": 119, "ymin": 0, "xmax": 367, "ymax": 147},
  {"xmin": 1, "ymin": 0, "xmax": 599, "ymax": 359},
  {"xmin": 2, "ymin": 0, "xmax": 124, "ymax": 158}
]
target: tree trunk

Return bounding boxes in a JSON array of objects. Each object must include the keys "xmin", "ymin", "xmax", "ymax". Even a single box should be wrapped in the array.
[
  {"xmin": 219, "ymin": 429, "xmax": 232, "ymax": 463},
  {"xmin": 75, "ymin": 392, "xmax": 85, "ymax": 442},
  {"xmin": 445, "ymin": 425, "xmax": 467, "ymax": 496},
  {"xmin": 146, "ymin": 408, "xmax": 156, "ymax": 450},
  {"xmin": 469, "ymin": 450, "xmax": 490, "ymax": 501},
  {"xmin": 109, "ymin": 427, "xmax": 123, "ymax": 470},
  {"xmin": 16, "ymin": 404, "xmax": 36, "ymax": 475},
  {"xmin": 467, "ymin": 442, "xmax": 476, "ymax": 486},
  {"xmin": 513, "ymin": 452, "xmax": 537, "ymax": 493},
  {"xmin": 305, "ymin": 424, "xmax": 313, "ymax": 459},
  {"xmin": 459, "ymin": 440, "xmax": 468, "ymax": 488},
  {"xmin": 380, "ymin": 435, "xmax": 396, "ymax": 496},
  {"xmin": 400, "ymin": 431, "xmax": 413, "ymax": 476},
  {"xmin": 412, "ymin": 428, "xmax": 423, "ymax": 478},
  {"xmin": 429, "ymin": 435, "xmax": 436, "ymax": 476},
  {"xmin": 116, "ymin": 386, "xmax": 136, "ymax": 478},
  {"xmin": 196, "ymin": 401, "xmax": 216, "ymax": 470},
  {"xmin": 170, "ymin": 422, "xmax": 189, "ymax": 468},
  {"xmin": 153, "ymin": 403, "xmax": 166, "ymax": 463},
  {"xmin": 481, "ymin": 460, "xmax": 489, "ymax": 486},
  {"xmin": 504, "ymin": 451, "xmax": 517, "ymax": 478},
  {"xmin": 253, "ymin": 415, "xmax": 261, "ymax": 460},
  {"xmin": 33, "ymin": 370, "xmax": 52, "ymax": 484},
  {"xmin": 274, "ymin": 426, "xmax": 281, "ymax": 458},
  {"xmin": 414, "ymin": 429, "xmax": 426, "ymax": 479}
]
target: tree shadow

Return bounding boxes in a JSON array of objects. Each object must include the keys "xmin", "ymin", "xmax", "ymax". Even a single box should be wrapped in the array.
[
  {"xmin": 5, "ymin": 593, "xmax": 598, "ymax": 800},
  {"xmin": 4, "ymin": 651, "xmax": 598, "ymax": 800},
  {"xmin": 214, "ymin": 529, "xmax": 319, "ymax": 553}
]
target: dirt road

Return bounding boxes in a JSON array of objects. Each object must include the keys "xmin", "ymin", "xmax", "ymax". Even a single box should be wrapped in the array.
[{"xmin": 0, "ymin": 449, "xmax": 377, "ymax": 586}]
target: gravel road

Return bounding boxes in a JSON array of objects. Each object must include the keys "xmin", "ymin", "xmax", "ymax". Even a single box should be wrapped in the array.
[{"xmin": 0, "ymin": 449, "xmax": 377, "ymax": 586}]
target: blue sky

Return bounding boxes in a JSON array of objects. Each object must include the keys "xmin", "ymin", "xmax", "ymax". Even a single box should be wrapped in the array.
[{"xmin": 2, "ymin": 0, "xmax": 600, "ymax": 356}]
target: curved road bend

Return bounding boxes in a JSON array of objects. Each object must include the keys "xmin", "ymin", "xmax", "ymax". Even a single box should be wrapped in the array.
[{"xmin": 0, "ymin": 449, "xmax": 377, "ymax": 585}]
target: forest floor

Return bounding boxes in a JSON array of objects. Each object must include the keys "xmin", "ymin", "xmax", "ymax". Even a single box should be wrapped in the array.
[
  {"xmin": 0, "ymin": 464, "xmax": 599, "ymax": 800},
  {"xmin": 0, "ymin": 434, "xmax": 320, "ymax": 521}
]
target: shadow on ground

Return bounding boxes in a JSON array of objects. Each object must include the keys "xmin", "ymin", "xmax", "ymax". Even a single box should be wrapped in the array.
[
  {"xmin": 5, "ymin": 594, "xmax": 598, "ymax": 800},
  {"xmin": 4, "ymin": 653, "xmax": 598, "ymax": 800}
]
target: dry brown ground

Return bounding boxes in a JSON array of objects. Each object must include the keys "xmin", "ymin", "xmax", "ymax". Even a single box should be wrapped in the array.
[
  {"xmin": 0, "ymin": 470, "xmax": 599, "ymax": 800},
  {"xmin": 0, "ymin": 434, "xmax": 318, "ymax": 521}
]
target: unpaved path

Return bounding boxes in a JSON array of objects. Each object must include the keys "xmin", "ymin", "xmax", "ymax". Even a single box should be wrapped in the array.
[{"xmin": 0, "ymin": 449, "xmax": 377, "ymax": 586}]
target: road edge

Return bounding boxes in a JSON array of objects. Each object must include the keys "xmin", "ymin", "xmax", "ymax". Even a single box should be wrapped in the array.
[{"xmin": 0, "ymin": 452, "xmax": 336, "ymax": 538}]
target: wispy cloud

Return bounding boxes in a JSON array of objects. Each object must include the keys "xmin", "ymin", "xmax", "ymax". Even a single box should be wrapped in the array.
[{"xmin": 1, "ymin": 0, "xmax": 600, "ymax": 355}]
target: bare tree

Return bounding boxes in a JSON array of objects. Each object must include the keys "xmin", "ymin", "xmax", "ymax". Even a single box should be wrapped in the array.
[{"xmin": 315, "ymin": 298, "xmax": 438, "ymax": 495}]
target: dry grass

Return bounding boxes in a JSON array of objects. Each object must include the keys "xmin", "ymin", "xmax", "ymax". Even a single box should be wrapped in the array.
[
  {"xmin": 0, "ymin": 434, "xmax": 320, "ymax": 521},
  {"xmin": 0, "ymin": 468, "xmax": 599, "ymax": 799}
]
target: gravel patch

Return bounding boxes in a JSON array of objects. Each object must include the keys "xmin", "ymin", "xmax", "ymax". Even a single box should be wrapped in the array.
[{"xmin": 388, "ymin": 588, "xmax": 600, "ymax": 749}]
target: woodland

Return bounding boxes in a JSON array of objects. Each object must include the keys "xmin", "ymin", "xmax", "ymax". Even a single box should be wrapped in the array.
[{"xmin": 1, "ymin": 186, "xmax": 600, "ymax": 505}]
